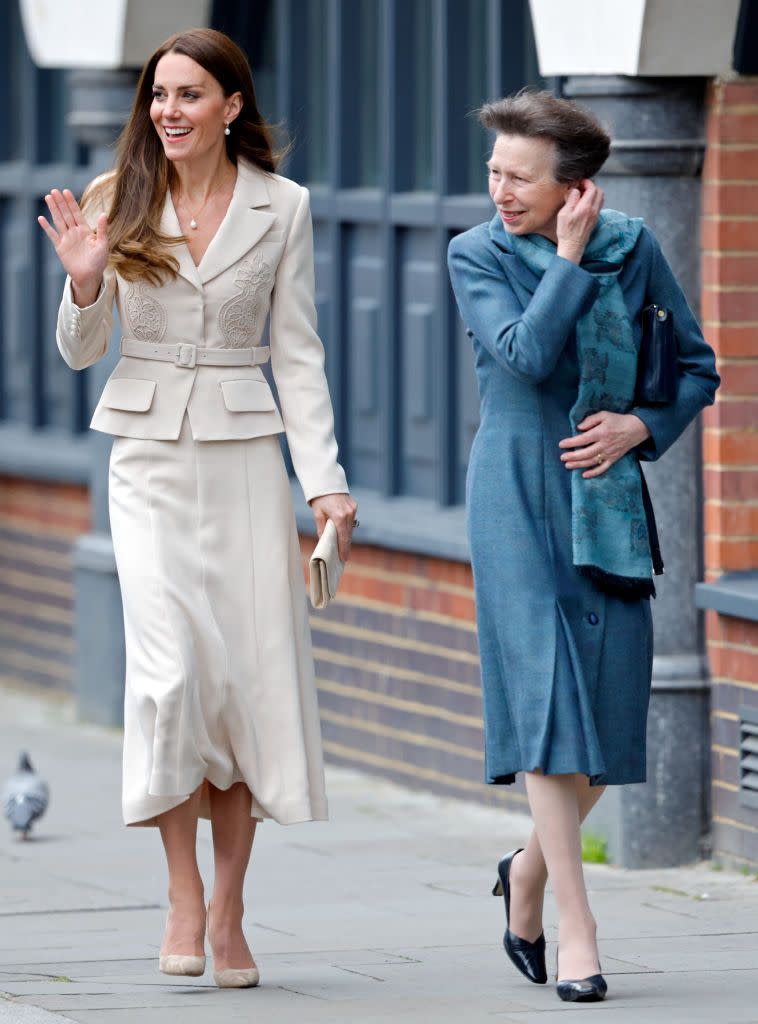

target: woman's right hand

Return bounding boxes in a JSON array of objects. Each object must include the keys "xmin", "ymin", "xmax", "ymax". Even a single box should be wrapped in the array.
[
  {"xmin": 38, "ymin": 189, "xmax": 109, "ymax": 307},
  {"xmin": 556, "ymin": 179, "xmax": 604, "ymax": 265}
]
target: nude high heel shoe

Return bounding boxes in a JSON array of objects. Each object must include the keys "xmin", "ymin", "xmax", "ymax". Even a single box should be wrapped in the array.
[
  {"xmin": 159, "ymin": 954, "xmax": 206, "ymax": 977},
  {"xmin": 208, "ymin": 902, "xmax": 260, "ymax": 989},
  {"xmin": 213, "ymin": 964, "xmax": 260, "ymax": 988},
  {"xmin": 159, "ymin": 906, "xmax": 206, "ymax": 977}
]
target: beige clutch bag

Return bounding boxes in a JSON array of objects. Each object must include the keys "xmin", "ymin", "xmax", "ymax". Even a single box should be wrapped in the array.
[{"xmin": 309, "ymin": 519, "xmax": 345, "ymax": 610}]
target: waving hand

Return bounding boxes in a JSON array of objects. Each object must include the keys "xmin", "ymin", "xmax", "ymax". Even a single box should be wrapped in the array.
[{"xmin": 38, "ymin": 189, "xmax": 109, "ymax": 306}]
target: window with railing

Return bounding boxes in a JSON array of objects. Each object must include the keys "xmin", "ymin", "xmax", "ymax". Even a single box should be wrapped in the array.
[{"xmin": 260, "ymin": 0, "xmax": 543, "ymax": 520}]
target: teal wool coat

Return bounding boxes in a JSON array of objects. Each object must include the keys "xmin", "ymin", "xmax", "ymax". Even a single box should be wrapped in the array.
[{"xmin": 448, "ymin": 216, "xmax": 719, "ymax": 786}]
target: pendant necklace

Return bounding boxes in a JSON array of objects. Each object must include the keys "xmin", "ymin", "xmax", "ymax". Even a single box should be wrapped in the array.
[{"xmin": 178, "ymin": 171, "xmax": 234, "ymax": 230}]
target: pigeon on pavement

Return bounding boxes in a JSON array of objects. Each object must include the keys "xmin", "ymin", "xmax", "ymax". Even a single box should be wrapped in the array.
[{"xmin": 2, "ymin": 752, "xmax": 50, "ymax": 839}]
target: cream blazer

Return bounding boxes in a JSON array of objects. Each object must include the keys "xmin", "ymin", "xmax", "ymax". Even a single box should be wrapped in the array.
[{"xmin": 56, "ymin": 160, "xmax": 347, "ymax": 503}]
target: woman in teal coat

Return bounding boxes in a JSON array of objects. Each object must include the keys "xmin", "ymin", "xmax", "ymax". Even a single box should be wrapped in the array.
[{"xmin": 447, "ymin": 91, "xmax": 718, "ymax": 1003}]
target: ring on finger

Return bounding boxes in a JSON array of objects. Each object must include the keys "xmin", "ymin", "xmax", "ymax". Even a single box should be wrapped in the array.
[{"xmin": 596, "ymin": 455, "xmax": 604, "ymax": 465}]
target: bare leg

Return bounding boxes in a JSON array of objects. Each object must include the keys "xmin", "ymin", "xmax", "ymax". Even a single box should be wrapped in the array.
[
  {"xmin": 158, "ymin": 786, "xmax": 206, "ymax": 957},
  {"xmin": 508, "ymin": 775, "xmax": 605, "ymax": 943},
  {"xmin": 523, "ymin": 772, "xmax": 600, "ymax": 980},
  {"xmin": 207, "ymin": 782, "xmax": 257, "ymax": 971}
]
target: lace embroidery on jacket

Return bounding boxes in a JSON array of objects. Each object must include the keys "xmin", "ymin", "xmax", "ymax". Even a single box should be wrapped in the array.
[
  {"xmin": 124, "ymin": 283, "xmax": 168, "ymax": 342},
  {"xmin": 218, "ymin": 254, "xmax": 273, "ymax": 347}
]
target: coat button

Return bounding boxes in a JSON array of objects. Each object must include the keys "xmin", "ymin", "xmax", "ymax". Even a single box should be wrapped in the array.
[{"xmin": 587, "ymin": 612, "xmax": 599, "ymax": 625}]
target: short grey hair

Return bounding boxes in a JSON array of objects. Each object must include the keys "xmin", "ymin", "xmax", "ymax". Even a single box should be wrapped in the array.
[{"xmin": 478, "ymin": 89, "xmax": 611, "ymax": 182}]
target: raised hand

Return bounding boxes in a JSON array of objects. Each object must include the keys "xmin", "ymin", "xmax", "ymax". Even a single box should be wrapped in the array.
[
  {"xmin": 38, "ymin": 189, "xmax": 109, "ymax": 307},
  {"xmin": 556, "ymin": 179, "xmax": 604, "ymax": 265}
]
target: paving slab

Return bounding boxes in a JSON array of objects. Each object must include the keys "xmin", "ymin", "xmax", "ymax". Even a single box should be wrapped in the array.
[{"xmin": 2, "ymin": 683, "xmax": 758, "ymax": 1023}]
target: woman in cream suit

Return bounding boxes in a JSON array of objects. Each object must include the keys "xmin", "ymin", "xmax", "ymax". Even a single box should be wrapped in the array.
[{"xmin": 39, "ymin": 28, "xmax": 356, "ymax": 988}]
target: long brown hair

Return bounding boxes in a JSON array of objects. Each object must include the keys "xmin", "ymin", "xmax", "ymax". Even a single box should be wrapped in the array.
[{"xmin": 85, "ymin": 28, "xmax": 280, "ymax": 284}]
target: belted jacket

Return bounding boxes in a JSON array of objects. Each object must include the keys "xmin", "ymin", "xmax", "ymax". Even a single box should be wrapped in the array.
[{"xmin": 56, "ymin": 159, "xmax": 347, "ymax": 502}]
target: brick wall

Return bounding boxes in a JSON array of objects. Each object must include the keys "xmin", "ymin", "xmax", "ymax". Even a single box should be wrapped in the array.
[
  {"xmin": 0, "ymin": 477, "xmax": 90, "ymax": 695},
  {"xmin": 300, "ymin": 537, "xmax": 524, "ymax": 813},
  {"xmin": 702, "ymin": 78, "xmax": 758, "ymax": 866}
]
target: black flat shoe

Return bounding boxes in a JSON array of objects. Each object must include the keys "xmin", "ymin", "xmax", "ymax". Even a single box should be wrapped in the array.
[
  {"xmin": 556, "ymin": 974, "xmax": 607, "ymax": 1002},
  {"xmin": 492, "ymin": 848, "xmax": 547, "ymax": 985}
]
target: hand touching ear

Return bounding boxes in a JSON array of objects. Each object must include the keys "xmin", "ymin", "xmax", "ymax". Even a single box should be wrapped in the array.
[{"xmin": 556, "ymin": 179, "xmax": 604, "ymax": 265}]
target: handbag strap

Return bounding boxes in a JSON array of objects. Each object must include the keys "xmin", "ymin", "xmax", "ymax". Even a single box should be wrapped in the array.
[{"xmin": 638, "ymin": 463, "xmax": 664, "ymax": 577}]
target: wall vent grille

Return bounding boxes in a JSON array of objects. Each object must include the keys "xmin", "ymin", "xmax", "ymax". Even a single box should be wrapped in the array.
[{"xmin": 739, "ymin": 706, "xmax": 758, "ymax": 811}]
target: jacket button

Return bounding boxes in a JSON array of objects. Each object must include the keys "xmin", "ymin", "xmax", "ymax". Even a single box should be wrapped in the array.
[{"xmin": 587, "ymin": 612, "xmax": 599, "ymax": 625}]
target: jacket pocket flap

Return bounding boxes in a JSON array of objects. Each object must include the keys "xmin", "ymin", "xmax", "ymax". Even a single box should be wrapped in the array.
[
  {"xmin": 101, "ymin": 378, "xmax": 156, "ymax": 412},
  {"xmin": 220, "ymin": 379, "xmax": 277, "ymax": 413}
]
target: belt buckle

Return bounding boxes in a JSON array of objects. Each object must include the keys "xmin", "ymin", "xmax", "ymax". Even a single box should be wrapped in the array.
[{"xmin": 175, "ymin": 343, "xmax": 197, "ymax": 368}]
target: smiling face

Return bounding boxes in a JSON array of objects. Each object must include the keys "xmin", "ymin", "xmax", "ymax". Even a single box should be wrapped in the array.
[
  {"xmin": 487, "ymin": 133, "xmax": 572, "ymax": 241},
  {"xmin": 150, "ymin": 52, "xmax": 242, "ymax": 164}
]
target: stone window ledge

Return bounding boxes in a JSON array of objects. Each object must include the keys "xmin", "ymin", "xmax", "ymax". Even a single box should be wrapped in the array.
[
  {"xmin": 291, "ymin": 483, "xmax": 470, "ymax": 563},
  {"xmin": 0, "ymin": 425, "xmax": 92, "ymax": 484},
  {"xmin": 695, "ymin": 572, "xmax": 758, "ymax": 623}
]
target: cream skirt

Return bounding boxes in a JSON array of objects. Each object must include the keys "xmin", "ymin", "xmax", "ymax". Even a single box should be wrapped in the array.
[{"xmin": 109, "ymin": 418, "xmax": 327, "ymax": 827}]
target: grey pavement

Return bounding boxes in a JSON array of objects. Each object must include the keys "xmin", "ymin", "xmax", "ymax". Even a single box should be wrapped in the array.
[{"xmin": 2, "ymin": 684, "xmax": 758, "ymax": 1024}]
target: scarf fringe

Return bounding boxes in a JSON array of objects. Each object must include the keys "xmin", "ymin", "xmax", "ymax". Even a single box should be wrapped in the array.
[{"xmin": 578, "ymin": 564, "xmax": 656, "ymax": 601}]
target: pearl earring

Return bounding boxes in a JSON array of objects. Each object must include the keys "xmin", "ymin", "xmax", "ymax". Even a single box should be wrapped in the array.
[{"xmin": 224, "ymin": 123, "xmax": 231, "ymax": 136}]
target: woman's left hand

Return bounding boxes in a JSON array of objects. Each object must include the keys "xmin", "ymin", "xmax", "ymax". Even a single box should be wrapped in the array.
[
  {"xmin": 559, "ymin": 412, "xmax": 651, "ymax": 478},
  {"xmin": 309, "ymin": 492, "xmax": 359, "ymax": 561}
]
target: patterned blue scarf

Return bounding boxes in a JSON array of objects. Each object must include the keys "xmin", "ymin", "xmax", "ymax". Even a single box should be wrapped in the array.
[{"xmin": 509, "ymin": 210, "xmax": 654, "ymax": 598}]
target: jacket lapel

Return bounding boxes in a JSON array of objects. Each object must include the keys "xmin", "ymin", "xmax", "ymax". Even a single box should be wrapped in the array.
[
  {"xmin": 487, "ymin": 213, "xmax": 542, "ymax": 295},
  {"xmin": 197, "ymin": 160, "xmax": 277, "ymax": 286}
]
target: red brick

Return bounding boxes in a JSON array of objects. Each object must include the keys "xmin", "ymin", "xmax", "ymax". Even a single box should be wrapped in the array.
[
  {"xmin": 705, "ymin": 536, "xmax": 758, "ymax": 572},
  {"xmin": 709, "ymin": 610, "xmax": 758, "ymax": 650},
  {"xmin": 705, "ymin": 501, "xmax": 758, "ymax": 536},
  {"xmin": 426, "ymin": 559, "xmax": 473, "ymax": 588},
  {"xmin": 346, "ymin": 546, "xmax": 422, "ymax": 576},
  {"xmin": 718, "ymin": 362, "xmax": 758, "ymax": 396},
  {"xmin": 722, "ymin": 616, "xmax": 758, "ymax": 648},
  {"xmin": 707, "ymin": 325, "xmax": 758, "ymax": 357},
  {"xmin": 702, "ymin": 218, "xmax": 758, "ymax": 252},
  {"xmin": 703, "ymin": 183, "xmax": 758, "ymax": 216},
  {"xmin": 0, "ymin": 478, "xmax": 90, "ymax": 537},
  {"xmin": 709, "ymin": 642, "xmax": 758, "ymax": 684},
  {"xmin": 703, "ymin": 429, "xmax": 758, "ymax": 465},
  {"xmin": 409, "ymin": 585, "xmax": 476, "ymax": 622},
  {"xmin": 703, "ymin": 400, "xmax": 758, "ymax": 429},
  {"xmin": 340, "ymin": 571, "xmax": 409, "ymax": 607},
  {"xmin": 721, "ymin": 81, "xmax": 758, "ymax": 106},
  {"xmin": 702, "ymin": 257, "xmax": 758, "ymax": 291},
  {"xmin": 702, "ymin": 288, "xmax": 758, "ymax": 322},
  {"xmin": 703, "ymin": 146, "xmax": 758, "ymax": 183},
  {"xmin": 705, "ymin": 467, "xmax": 758, "ymax": 501},
  {"xmin": 706, "ymin": 610, "xmax": 724, "ymax": 645},
  {"xmin": 707, "ymin": 112, "xmax": 758, "ymax": 146}
]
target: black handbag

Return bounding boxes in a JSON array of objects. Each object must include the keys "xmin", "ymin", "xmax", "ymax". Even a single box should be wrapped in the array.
[{"xmin": 635, "ymin": 304, "xmax": 678, "ymax": 406}]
